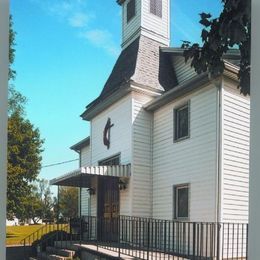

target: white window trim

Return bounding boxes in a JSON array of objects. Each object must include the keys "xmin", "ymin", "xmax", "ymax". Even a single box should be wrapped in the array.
[
  {"xmin": 173, "ymin": 184, "xmax": 190, "ymax": 220},
  {"xmin": 173, "ymin": 101, "xmax": 190, "ymax": 143}
]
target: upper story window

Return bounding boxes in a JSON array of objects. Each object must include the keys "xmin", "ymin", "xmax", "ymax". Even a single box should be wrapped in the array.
[
  {"xmin": 127, "ymin": 0, "xmax": 136, "ymax": 23},
  {"xmin": 174, "ymin": 102, "xmax": 190, "ymax": 142},
  {"xmin": 150, "ymin": 0, "xmax": 162, "ymax": 18},
  {"xmin": 98, "ymin": 154, "xmax": 120, "ymax": 166},
  {"xmin": 174, "ymin": 184, "xmax": 189, "ymax": 219}
]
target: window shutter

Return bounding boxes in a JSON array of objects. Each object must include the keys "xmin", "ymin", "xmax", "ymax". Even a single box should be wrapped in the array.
[{"xmin": 150, "ymin": 0, "xmax": 162, "ymax": 18}]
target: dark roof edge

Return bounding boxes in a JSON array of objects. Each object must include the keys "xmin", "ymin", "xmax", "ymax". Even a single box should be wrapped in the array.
[
  {"xmin": 161, "ymin": 47, "xmax": 241, "ymax": 59},
  {"xmin": 81, "ymin": 81, "xmax": 162, "ymax": 121},
  {"xmin": 117, "ymin": 0, "xmax": 125, "ymax": 5},
  {"xmin": 81, "ymin": 82, "xmax": 131, "ymax": 121},
  {"xmin": 145, "ymin": 61, "xmax": 240, "ymax": 112},
  {"xmin": 144, "ymin": 73, "xmax": 210, "ymax": 111},
  {"xmin": 70, "ymin": 137, "xmax": 90, "ymax": 152}
]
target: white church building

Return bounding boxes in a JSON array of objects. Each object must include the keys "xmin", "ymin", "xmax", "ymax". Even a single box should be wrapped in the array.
[{"xmin": 50, "ymin": 0, "xmax": 250, "ymax": 258}]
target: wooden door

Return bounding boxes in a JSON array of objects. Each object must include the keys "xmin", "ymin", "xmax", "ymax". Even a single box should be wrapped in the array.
[{"xmin": 98, "ymin": 177, "xmax": 119, "ymax": 241}]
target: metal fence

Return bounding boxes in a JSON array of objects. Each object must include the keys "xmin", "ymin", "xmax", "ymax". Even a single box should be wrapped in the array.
[{"xmin": 30, "ymin": 216, "xmax": 248, "ymax": 260}]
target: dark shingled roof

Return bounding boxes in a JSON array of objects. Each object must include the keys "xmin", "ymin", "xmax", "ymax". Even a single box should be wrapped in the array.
[
  {"xmin": 83, "ymin": 35, "xmax": 177, "ymax": 116},
  {"xmin": 82, "ymin": 35, "xmax": 240, "ymax": 120},
  {"xmin": 99, "ymin": 36, "xmax": 139, "ymax": 99}
]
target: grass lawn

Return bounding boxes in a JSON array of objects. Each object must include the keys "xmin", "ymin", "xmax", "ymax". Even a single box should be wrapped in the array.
[{"xmin": 6, "ymin": 224, "xmax": 64, "ymax": 246}]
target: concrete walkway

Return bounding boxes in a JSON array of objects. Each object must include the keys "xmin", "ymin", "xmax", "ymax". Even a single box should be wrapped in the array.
[{"xmin": 75, "ymin": 243, "xmax": 189, "ymax": 260}]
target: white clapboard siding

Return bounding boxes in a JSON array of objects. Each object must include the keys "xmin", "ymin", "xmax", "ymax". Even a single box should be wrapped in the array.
[
  {"xmin": 90, "ymin": 94, "xmax": 132, "ymax": 216},
  {"xmin": 132, "ymin": 92, "xmax": 153, "ymax": 217},
  {"xmin": 80, "ymin": 145, "xmax": 90, "ymax": 167},
  {"xmin": 152, "ymin": 85, "xmax": 218, "ymax": 221},
  {"xmin": 141, "ymin": 0, "xmax": 170, "ymax": 41},
  {"xmin": 171, "ymin": 56, "xmax": 197, "ymax": 85},
  {"xmin": 221, "ymin": 79, "xmax": 250, "ymax": 223},
  {"xmin": 91, "ymin": 95, "xmax": 132, "ymax": 166},
  {"xmin": 122, "ymin": 0, "xmax": 142, "ymax": 46},
  {"xmin": 80, "ymin": 145, "xmax": 91, "ymax": 216}
]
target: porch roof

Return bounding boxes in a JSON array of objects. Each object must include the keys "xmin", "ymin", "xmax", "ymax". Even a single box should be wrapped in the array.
[{"xmin": 49, "ymin": 164, "xmax": 131, "ymax": 188}]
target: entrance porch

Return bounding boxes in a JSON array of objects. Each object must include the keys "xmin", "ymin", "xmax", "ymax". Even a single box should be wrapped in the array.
[{"xmin": 50, "ymin": 164, "xmax": 131, "ymax": 241}]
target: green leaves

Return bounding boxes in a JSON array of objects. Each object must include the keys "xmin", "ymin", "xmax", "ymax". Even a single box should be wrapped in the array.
[
  {"xmin": 183, "ymin": 0, "xmax": 251, "ymax": 95},
  {"xmin": 9, "ymin": 15, "xmax": 16, "ymax": 81},
  {"xmin": 7, "ymin": 111, "xmax": 44, "ymax": 219},
  {"xmin": 199, "ymin": 13, "xmax": 212, "ymax": 27},
  {"xmin": 57, "ymin": 187, "xmax": 78, "ymax": 219}
]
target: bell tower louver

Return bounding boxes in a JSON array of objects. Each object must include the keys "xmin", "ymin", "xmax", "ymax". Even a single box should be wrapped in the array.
[{"xmin": 117, "ymin": 0, "xmax": 170, "ymax": 49}]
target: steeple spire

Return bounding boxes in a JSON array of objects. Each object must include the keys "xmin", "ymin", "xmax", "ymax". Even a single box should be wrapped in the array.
[{"xmin": 117, "ymin": 0, "xmax": 170, "ymax": 49}]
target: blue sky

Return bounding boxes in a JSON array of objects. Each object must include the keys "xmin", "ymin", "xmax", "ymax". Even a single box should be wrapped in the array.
[{"xmin": 10, "ymin": 0, "xmax": 222, "ymax": 184}]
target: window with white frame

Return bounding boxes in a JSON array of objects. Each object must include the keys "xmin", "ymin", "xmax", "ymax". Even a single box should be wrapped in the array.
[
  {"xmin": 174, "ymin": 184, "xmax": 189, "ymax": 219},
  {"xmin": 150, "ymin": 0, "xmax": 162, "ymax": 17},
  {"xmin": 174, "ymin": 102, "xmax": 190, "ymax": 141}
]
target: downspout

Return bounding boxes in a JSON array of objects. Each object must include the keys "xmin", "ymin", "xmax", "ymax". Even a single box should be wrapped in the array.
[
  {"xmin": 215, "ymin": 79, "xmax": 222, "ymax": 223},
  {"xmin": 78, "ymin": 150, "xmax": 81, "ymax": 218}
]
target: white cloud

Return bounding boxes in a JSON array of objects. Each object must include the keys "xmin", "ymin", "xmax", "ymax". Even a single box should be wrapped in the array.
[
  {"xmin": 30, "ymin": 0, "xmax": 90, "ymax": 24},
  {"xmin": 80, "ymin": 29, "xmax": 120, "ymax": 56},
  {"xmin": 31, "ymin": 0, "xmax": 119, "ymax": 56},
  {"xmin": 68, "ymin": 13, "xmax": 91, "ymax": 28}
]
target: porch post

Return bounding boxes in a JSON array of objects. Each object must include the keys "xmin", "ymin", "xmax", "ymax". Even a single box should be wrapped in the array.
[
  {"xmin": 79, "ymin": 186, "xmax": 82, "ymax": 218},
  {"xmin": 80, "ymin": 173, "xmax": 82, "ymax": 244},
  {"xmin": 57, "ymin": 185, "xmax": 60, "ymax": 230}
]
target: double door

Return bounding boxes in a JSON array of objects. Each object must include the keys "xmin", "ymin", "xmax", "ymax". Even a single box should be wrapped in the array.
[{"xmin": 97, "ymin": 176, "xmax": 119, "ymax": 241}]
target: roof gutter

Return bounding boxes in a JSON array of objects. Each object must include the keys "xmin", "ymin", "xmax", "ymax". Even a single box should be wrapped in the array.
[
  {"xmin": 81, "ymin": 81, "xmax": 162, "ymax": 121},
  {"xmin": 70, "ymin": 137, "xmax": 90, "ymax": 152},
  {"xmin": 144, "ymin": 60, "xmax": 240, "ymax": 112},
  {"xmin": 144, "ymin": 73, "xmax": 210, "ymax": 111},
  {"xmin": 161, "ymin": 47, "xmax": 241, "ymax": 60},
  {"xmin": 81, "ymin": 83, "xmax": 132, "ymax": 121}
]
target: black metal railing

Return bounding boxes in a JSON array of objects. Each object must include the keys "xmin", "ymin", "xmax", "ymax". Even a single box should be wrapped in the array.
[
  {"xmin": 95, "ymin": 216, "xmax": 248, "ymax": 260},
  {"xmin": 35, "ymin": 223, "xmax": 70, "ymax": 259},
  {"xmin": 27, "ymin": 216, "xmax": 248, "ymax": 260},
  {"xmin": 20, "ymin": 222, "xmax": 68, "ymax": 259}
]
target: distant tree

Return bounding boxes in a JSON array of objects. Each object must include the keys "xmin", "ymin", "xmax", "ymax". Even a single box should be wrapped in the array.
[
  {"xmin": 14, "ymin": 179, "xmax": 55, "ymax": 224},
  {"xmin": 37, "ymin": 179, "xmax": 55, "ymax": 222},
  {"xmin": 7, "ymin": 15, "xmax": 44, "ymax": 220},
  {"xmin": 9, "ymin": 15, "xmax": 16, "ymax": 81},
  {"xmin": 18, "ymin": 190, "xmax": 43, "ymax": 224},
  {"xmin": 57, "ymin": 187, "xmax": 78, "ymax": 219},
  {"xmin": 182, "ymin": 0, "xmax": 251, "ymax": 95},
  {"xmin": 7, "ymin": 112, "xmax": 44, "ymax": 219}
]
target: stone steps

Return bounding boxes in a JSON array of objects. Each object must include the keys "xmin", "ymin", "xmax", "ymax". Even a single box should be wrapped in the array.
[
  {"xmin": 46, "ymin": 246, "xmax": 75, "ymax": 258},
  {"xmin": 35, "ymin": 246, "xmax": 76, "ymax": 260}
]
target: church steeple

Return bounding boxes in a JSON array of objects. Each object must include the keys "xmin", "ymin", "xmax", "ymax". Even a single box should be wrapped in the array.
[{"xmin": 117, "ymin": 0, "xmax": 170, "ymax": 49}]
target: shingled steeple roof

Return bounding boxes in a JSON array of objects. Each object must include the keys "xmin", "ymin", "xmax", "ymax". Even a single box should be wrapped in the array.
[{"xmin": 81, "ymin": 35, "xmax": 177, "ymax": 120}]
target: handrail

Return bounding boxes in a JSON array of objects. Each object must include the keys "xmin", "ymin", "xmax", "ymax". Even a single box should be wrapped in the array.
[
  {"xmin": 21, "ymin": 222, "xmax": 70, "ymax": 259},
  {"xmin": 37, "ymin": 223, "xmax": 70, "ymax": 246},
  {"xmin": 20, "ymin": 222, "xmax": 68, "ymax": 246},
  {"xmin": 22, "ymin": 216, "xmax": 249, "ymax": 260},
  {"xmin": 36, "ymin": 223, "xmax": 70, "ymax": 259}
]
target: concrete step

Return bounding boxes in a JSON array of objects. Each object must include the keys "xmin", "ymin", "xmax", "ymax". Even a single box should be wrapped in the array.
[
  {"xmin": 54, "ymin": 241, "xmax": 79, "ymax": 251},
  {"xmin": 37, "ymin": 251, "xmax": 72, "ymax": 260},
  {"xmin": 46, "ymin": 246, "xmax": 76, "ymax": 257}
]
